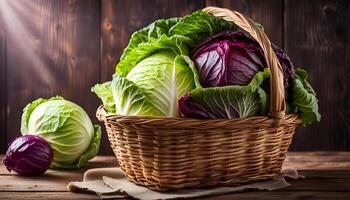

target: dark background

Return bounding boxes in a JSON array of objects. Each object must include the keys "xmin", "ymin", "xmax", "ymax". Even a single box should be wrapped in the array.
[{"xmin": 0, "ymin": 0, "xmax": 349, "ymax": 155}]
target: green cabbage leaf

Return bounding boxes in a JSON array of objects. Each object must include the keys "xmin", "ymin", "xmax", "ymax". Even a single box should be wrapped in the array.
[{"xmin": 291, "ymin": 68, "xmax": 321, "ymax": 126}]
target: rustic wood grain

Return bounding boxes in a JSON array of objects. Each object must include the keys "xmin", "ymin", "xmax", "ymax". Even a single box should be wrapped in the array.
[
  {"xmin": 0, "ymin": 192, "xmax": 99, "ymax": 200},
  {"xmin": 291, "ymin": 170, "xmax": 350, "ymax": 179},
  {"xmin": 205, "ymin": 0, "xmax": 283, "ymax": 47},
  {"xmin": 2, "ymin": 154, "xmax": 350, "ymax": 178},
  {"xmin": 283, "ymin": 179, "xmax": 350, "ymax": 192},
  {"xmin": 0, "ymin": 15, "xmax": 6, "ymax": 153},
  {"xmin": 0, "ymin": 191, "xmax": 349, "ymax": 200},
  {"xmin": 0, "ymin": 176, "xmax": 79, "ymax": 192},
  {"xmin": 201, "ymin": 191, "xmax": 350, "ymax": 200},
  {"xmin": 0, "ymin": 156, "xmax": 117, "ymax": 192},
  {"xmin": 285, "ymin": 0, "xmax": 350, "ymax": 151},
  {"xmin": 284, "ymin": 162, "xmax": 350, "ymax": 170},
  {"xmin": 3, "ymin": 0, "xmax": 102, "ymax": 152},
  {"xmin": 283, "ymin": 152, "xmax": 350, "ymax": 170},
  {"xmin": 0, "ymin": 155, "xmax": 118, "ymax": 174},
  {"xmin": 3, "ymin": 172, "xmax": 350, "ymax": 192},
  {"xmin": 286, "ymin": 151, "xmax": 350, "ymax": 162}
]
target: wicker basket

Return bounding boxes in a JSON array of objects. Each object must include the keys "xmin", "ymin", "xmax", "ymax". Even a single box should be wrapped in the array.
[{"xmin": 96, "ymin": 6, "xmax": 301, "ymax": 191}]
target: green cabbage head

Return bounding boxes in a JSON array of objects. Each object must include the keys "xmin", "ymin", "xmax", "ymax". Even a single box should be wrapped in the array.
[
  {"xmin": 20, "ymin": 96, "xmax": 101, "ymax": 169},
  {"xmin": 112, "ymin": 53, "xmax": 196, "ymax": 117},
  {"xmin": 93, "ymin": 35, "xmax": 197, "ymax": 117}
]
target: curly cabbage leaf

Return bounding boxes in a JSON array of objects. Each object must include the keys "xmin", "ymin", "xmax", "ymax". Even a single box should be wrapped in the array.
[
  {"xmin": 291, "ymin": 68, "xmax": 321, "ymax": 126},
  {"xmin": 179, "ymin": 69, "xmax": 269, "ymax": 119},
  {"xmin": 169, "ymin": 11, "xmax": 238, "ymax": 46},
  {"xmin": 120, "ymin": 17, "xmax": 180, "ymax": 61},
  {"xmin": 91, "ymin": 82, "xmax": 115, "ymax": 113}
]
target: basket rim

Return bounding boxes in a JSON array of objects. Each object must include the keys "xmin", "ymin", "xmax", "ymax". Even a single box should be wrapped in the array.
[{"xmin": 96, "ymin": 105, "xmax": 301, "ymax": 127}]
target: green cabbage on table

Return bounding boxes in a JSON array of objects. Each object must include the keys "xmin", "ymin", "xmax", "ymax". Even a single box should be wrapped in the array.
[{"xmin": 21, "ymin": 96, "xmax": 101, "ymax": 169}]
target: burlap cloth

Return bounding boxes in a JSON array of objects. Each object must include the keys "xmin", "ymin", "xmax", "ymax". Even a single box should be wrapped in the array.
[{"xmin": 68, "ymin": 167, "xmax": 303, "ymax": 200}]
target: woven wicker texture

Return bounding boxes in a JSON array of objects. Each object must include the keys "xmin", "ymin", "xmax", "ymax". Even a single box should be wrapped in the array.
[{"xmin": 97, "ymin": 6, "xmax": 301, "ymax": 191}]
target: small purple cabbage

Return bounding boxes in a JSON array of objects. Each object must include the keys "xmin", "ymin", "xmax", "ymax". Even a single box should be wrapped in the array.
[
  {"xmin": 2, "ymin": 135, "xmax": 53, "ymax": 176},
  {"xmin": 191, "ymin": 31, "xmax": 295, "ymax": 98}
]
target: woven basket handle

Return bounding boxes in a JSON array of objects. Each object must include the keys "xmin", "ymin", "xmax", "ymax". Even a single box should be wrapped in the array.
[
  {"xmin": 96, "ymin": 105, "xmax": 107, "ymax": 122},
  {"xmin": 203, "ymin": 7, "xmax": 285, "ymax": 125}
]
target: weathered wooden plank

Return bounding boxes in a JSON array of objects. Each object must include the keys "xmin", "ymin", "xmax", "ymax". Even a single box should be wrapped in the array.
[
  {"xmin": 0, "ymin": 156, "xmax": 118, "ymax": 192},
  {"xmin": 3, "ymin": 171, "xmax": 350, "ymax": 192},
  {"xmin": 3, "ymin": 168, "xmax": 350, "ymax": 183},
  {"xmin": 2, "ymin": 174, "xmax": 350, "ymax": 192},
  {"xmin": 287, "ymin": 151, "xmax": 350, "ymax": 158},
  {"xmin": 0, "ymin": 173, "xmax": 350, "ymax": 192},
  {"xmin": 0, "ymin": 192, "xmax": 99, "ymax": 200},
  {"xmin": 0, "ymin": 175, "xmax": 82, "ymax": 191},
  {"xmin": 283, "ymin": 179, "xmax": 350, "ymax": 192},
  {"xmin": 284, "ymin": 162, "xmax": 350, "ymax": 170},
  {"xmin": 295, "ymin": 170, "xmax": 350, "ymax": 179},
  {"xmin": 2, "ymin": 153, "xmax": 350, "ymax": 174},
  {"xmin": 0, "ymin": 155, "xmax": 118, "ymax": 174},
  {"xmin": 285, "ymin": 0, "xmax": 350, "ymax": 151},
  {"xmin": 1, "ymin": 154, "xmax": 350, "ymax": 192},
  {"xmin": 0, "ymin": 13, "xmax": 6, "ymax": 153},
  {"xmin": 205, "ymin": 0, "xmax": 283, "ymax": 47},
  {"xmin": 283, "ymin": 152, "xmax": 350, "ymax": 170},
  {"xmin": 3, "ymin": 0, "xmax": 102, "ymax": 151},
  {"xmin": 286, "ymin": 151, "xmax": 350, "ymax": 162},
  {"xmin": 203, "ymin": 191, "xmax": 350, "ymax": 200},
  {"xmin": 1, "ymin": 190, "xmax": 350, "ymax": 200}
]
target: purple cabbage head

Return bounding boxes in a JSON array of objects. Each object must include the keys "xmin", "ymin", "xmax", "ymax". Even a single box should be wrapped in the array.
[
  {"xmin": 191, "ymin": 31, "xmax": 295, "ymax": 97},
  {"xmin": 192, "ymin": 31, "xmax": 265, "ymax": 87},
  {"xmin": 2, "ymin": 135, "xmax": 53, "ymax": 176}
]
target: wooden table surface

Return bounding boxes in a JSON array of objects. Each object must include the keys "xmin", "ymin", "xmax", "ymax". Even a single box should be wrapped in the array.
[{"xmin": 0, "ymin": 152, "xmax": 350, "ymax": 200}]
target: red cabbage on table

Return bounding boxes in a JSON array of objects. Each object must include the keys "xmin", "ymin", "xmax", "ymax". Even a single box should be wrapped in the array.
[{"xmin": 2, "ymin": 135, "xmax": 53, "ymax": 176}]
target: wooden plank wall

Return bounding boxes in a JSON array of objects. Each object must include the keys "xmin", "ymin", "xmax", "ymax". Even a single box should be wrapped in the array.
[
  {"xmin": 206, "ymin": 0, "xmax": 283, "ymax": 47},
  {"xmin": 0, "ymin": 0, "xmax": 349, "ymax": 154},
  {"xmin": 285, "ymin": 0, "xmax": 350, "ymax": 150},
  {"xmin": 0, "ymin": 12, "xmax": 6, "ymax": 153},
  {"xmin": 0, "ymin": 0, "xmax": 103, "ymax": 152}
]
